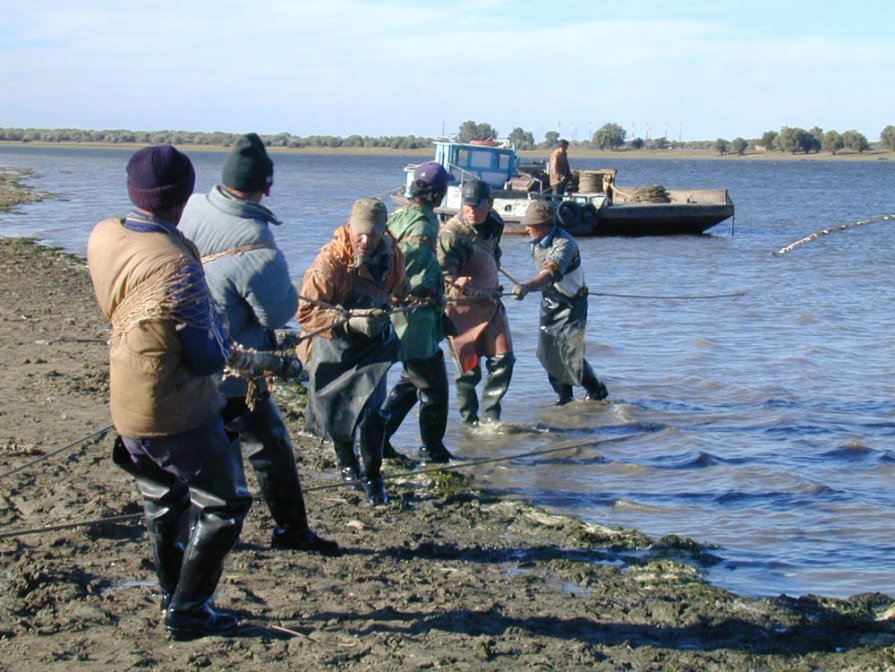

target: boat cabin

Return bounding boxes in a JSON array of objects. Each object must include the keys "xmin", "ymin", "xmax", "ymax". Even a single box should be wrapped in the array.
[{"xmin": 403, "ymin": 138, "xmax": 518, "ymax": 198}]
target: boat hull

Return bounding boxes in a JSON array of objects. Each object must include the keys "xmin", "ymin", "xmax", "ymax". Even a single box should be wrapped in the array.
[{"xmin": 592, "ymin": 202, "xmax": 735, "ymax": 236}]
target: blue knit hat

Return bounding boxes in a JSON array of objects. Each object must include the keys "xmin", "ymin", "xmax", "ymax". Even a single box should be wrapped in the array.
[{"xmin": 126, "ymin": 145, "xmax": 195, "ymax": 212}]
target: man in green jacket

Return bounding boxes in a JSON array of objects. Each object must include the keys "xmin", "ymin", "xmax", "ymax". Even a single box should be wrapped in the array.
[{"xmin": 381, "ymin": 162, "xmax": 455, "ymax": 463}]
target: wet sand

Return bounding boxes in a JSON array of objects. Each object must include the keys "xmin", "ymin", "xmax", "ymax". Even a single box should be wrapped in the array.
[{"xmin": 1, "ymin": 194, "xmax": 895, "ymax": 669}]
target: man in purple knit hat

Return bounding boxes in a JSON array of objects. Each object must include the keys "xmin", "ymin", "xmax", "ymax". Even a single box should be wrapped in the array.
[{"xmin": 87, "ymin": 145, "xmax": 252, "ymax": 640}]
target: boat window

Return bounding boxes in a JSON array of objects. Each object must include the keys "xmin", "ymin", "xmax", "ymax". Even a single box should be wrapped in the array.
[
  {"xmin": 499, "ymin": 154, "xmax": 510, "ymax": 170},
  {"xmin": 457, "ymin": 149, "xmax": 469, "ymax": 167},
  {"xmin": 469, "ymin": 150, "xmax": 493, "ymax": 169}
]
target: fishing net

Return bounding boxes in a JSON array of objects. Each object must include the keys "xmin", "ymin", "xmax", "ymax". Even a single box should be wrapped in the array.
[
  {"xmin": 631, "ymin": 184, "xmax": 671, "ymax": 203},
  {"xmin": 109, "ymin": 261, "xmax": 214, "ymax": 338}
]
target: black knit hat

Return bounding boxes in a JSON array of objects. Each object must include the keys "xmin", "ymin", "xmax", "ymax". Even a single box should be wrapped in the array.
[
  {"xmin": 221, "ymin": 133, "xmax": 274, "ymax": 191},
  {"xmin": 126, "ymin": 145, "xmax": 195, "ymax": 212}
]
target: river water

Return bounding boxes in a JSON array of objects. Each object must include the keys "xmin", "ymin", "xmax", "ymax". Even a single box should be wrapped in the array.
[{"xmin": 2, "ymin": 144, "xmax": 893, "ymax": 600}]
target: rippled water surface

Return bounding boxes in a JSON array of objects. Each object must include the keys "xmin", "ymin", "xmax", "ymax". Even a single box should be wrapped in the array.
[{"xmin": 2, "ymin": 145, "xmax": 894, "ymax": 599}]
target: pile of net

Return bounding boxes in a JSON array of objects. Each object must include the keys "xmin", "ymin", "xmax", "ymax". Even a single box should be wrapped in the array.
[{"xmin": 631, "ymin": 184, "xmax": 671, "ymax": 203}]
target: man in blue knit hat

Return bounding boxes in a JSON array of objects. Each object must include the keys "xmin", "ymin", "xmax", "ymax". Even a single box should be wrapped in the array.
[{"xmin": 88, "ymin": 145, "xmax": 252, "ymax": 640}]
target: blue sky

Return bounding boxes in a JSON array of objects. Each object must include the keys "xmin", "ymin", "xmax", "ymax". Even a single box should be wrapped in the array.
[{"xmin": 2, "ymin": 1, "xmax": 893, "ymax": 142}]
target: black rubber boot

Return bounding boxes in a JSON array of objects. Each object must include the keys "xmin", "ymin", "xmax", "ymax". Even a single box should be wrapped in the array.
[
  {"xmin": 482, "ymin": 353, "xmax": 515, "ymax": 423},
  {"xmin": 417, "ymin": 351, "xmax": 449, "ymax": 450},
  {"xmin": 231, "ymin": 397, "xmax": 324, "ymax": 551},
  {"xmin": 548, "ymin": 374, "xmax": 574, "ymax": 406},
  {"xmin": 581, "ymin": 360, "xmax": 609, "ymax": 401},
  {"xmin": 121, "ymin": 437, "xmax": 191, "ymax": 613},
  {"xmin": 381, "ymin": 385, "xmax": 416, "ymax": 463},
  {"xmin": 359, "ymin": 410, "xmax": 388, "ymax": 505},
  {"xmin": 382, "ymin": 375, "xmax": 417, "ymax": 457},
  {"xmin": 455, "ymin": 365, "xmax": 482, "ymax": 425},
  {"xmin": 145, "ymin": 503, "xmax": 188, "ymax": 612},
  {"xmin": 418, "ymin": 443, "xmax": 454, "ymax": 464},
  {"xmin": 165, "ymin": 478, "xmax": 249, "ymax": 639},
  {"xmin": 333, "ymin": 440, "xmax": 362, "ymax": 490},
  {"xmin": 271, "ymin": 525, "xmax": 340, "ymax": 556}
]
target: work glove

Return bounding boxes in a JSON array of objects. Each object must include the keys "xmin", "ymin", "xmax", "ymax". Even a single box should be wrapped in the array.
[
  {"xmin": 228, "ymin": 345, "xmax": 303, "ymax": 379},
  {"xmin": 346, "ymin": 309, "xmax": 387, "ymax": 337},
  {"xmin": 511, "ymin": 284, "xmax": 528, "ymax": 301},
  {"xmin": 273, "ymin": 329, "xmax": 301, "ymax": 350}
]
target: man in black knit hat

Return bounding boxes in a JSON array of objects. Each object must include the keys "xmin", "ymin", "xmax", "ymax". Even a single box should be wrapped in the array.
[{"xmin": 180, "ymin": 133, "xmax": 339, "ymax": 555}]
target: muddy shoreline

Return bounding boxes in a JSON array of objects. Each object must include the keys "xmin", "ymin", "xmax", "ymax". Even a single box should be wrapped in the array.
[{"xmin": 1, "ymin": 196, "xmax": 895, "ymax": 668}]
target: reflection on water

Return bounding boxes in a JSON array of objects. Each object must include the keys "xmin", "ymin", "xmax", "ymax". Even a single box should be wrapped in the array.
[{"xmin": 2, "ymin": 145, "xmax": 894, "ymax": 599}]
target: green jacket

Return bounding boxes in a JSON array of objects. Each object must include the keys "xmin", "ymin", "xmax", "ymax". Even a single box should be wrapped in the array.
[{"xmin": 387, "ymin": 203, "xmax": 444, "ymax": 361}]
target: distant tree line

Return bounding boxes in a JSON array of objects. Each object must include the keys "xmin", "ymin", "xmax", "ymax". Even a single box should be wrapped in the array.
[
  {"xmin": 0, "ymin": 128, "xmax": 433, "ymax": 150},
  {"xmin": 3, "ymin": 121, "xmax": 894, "ymax": 156}
]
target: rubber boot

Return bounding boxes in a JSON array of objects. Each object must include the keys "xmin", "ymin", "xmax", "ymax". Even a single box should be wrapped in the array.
[
  {"xmin": 165, "ymin": 518, "xmax": 242, "ymax": 640},
  {"xmin": 581, "ymin": 360, "xmax": 609, "ymax": 401},
  {"xmin": 381, "ymin": 375, "xmax": 417, "ymax": 459},
  {"xmin": 119, "ymin": 437, "xmax": 190, "ymax": 612},
  {"xmin": 481, "ymin": 353, "xmax": 515, "ymax": 423},
  {"xmin": 548, "ymin": 375, "xmax": 574, "ymax": 406},
  {"xmin": 333, "ymin": 440, "xmax": 361, "ymax": 490},
  {"xmin": 455, "ymin": 364, "xmax": 482, "ymax": 425},
  {"xmin": 165, "ymin": 436, "xmax": 250, "ymax": 641},
  {"xmin": 358, "ymin": 410, "xmax": 388, "ymax": 505},
  {"xmin": 380, "ymin": 374, "xmax": 418, "ymax": 468},
  {"xmin": 144, "ymin": 500, "xmax": 189, "ymax": 612},
  {"xmin": 233, "ymin": 397, "xmax": 339, "ymax": 556},
  {"xmin": 418, "ymin": 361, "xmax": 452, "ymax": 462},
  {"xmin": 417, "ymin": 351, "xmax": 449, "ymax": 450}
]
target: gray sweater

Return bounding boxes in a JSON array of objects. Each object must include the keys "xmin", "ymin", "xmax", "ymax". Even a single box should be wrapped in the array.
[{"xmin": 180, "ymin": 185, "xmax": 298, "ymax": 398}]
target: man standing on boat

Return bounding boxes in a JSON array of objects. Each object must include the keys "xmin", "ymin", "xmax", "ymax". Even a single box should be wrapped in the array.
[
  {"xmin": 438, "ymin": 179, "xmax": 515, "ymax": 425},
  {"xmin": 87, "ymin": 145, "xmax": 252, "ymax": 639},
  {"xmin": 549, "ymin": 139, "xmax": 571, "ymax": 195},
  {"xmin": 178, "ymin": 133, "xmax": 339, "ymax": 555},
  {"xmin": 381, "ymin": 161, "xmax": 455, "ymax": 464},
  {"xmin": 511, "ymin": 201, "xmax": 609, "ymax": 405},
  {"xmin": 297, "ymin": 198, "xmax": 407, "ymax": 504}
]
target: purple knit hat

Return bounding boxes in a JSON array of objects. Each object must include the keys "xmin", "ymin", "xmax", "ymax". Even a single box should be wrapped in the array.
[{"xmin": 126, "ymin": 145, "xmax": 195, "ymax": 211}]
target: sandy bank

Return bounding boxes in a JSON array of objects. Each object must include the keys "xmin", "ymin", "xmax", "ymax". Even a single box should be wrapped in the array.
[{"xmin": 1, "ymin": 182, "xmax": 894, "ymax": 669}]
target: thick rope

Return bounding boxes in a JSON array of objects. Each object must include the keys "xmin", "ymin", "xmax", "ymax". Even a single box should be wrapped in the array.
[
  {"xmin": 0, "ymin": 424, "xmax": 113, "ymax": 480},
  {"xmin": 501, "ymin": 265, "xmax": 744, "ymax": 301}
]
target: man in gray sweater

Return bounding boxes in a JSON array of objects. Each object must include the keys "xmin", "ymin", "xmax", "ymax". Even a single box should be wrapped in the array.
[{"xmin": 180, "ymin": 133, "xmax": 338, "ymax": 555}]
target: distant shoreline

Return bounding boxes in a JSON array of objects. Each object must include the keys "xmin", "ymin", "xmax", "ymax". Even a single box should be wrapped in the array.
[{"xmin": 2, "ymin": 140, "xmax": 892, "ymax": 162}]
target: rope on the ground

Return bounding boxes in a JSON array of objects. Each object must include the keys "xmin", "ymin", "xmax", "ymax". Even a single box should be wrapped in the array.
[
  {"xmin": 0, "ymin": 513, "xmax": 142, "ymax": 539},
  {"xmin": 0, "ymin": 433, "xmax": 634, "ymax": 540},
  {"xmin": 0, "ymin": 423, "xmax": 113, "ymax": 480},
  {"xmin": 772, "ymin": 214, "xmax": 895, "ymax": 256}
]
